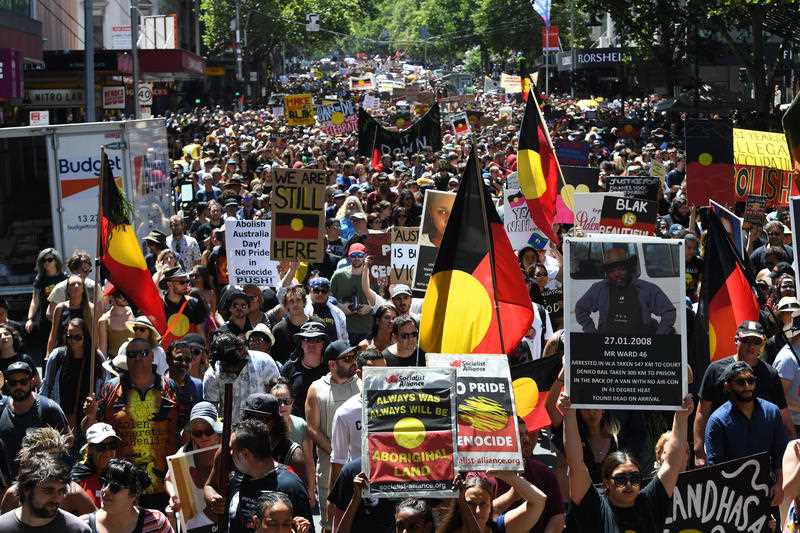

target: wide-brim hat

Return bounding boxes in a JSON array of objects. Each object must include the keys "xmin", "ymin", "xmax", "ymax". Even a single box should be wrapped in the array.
[
  {"xmin": 245, "ymin": 323, "xmax": 275, "ymax": 345},
  {"xmin": 144, "ymin": 230, "xmax": 167, "ymax": 247},
  {"xmin": 125, "ymin": 315, "xmax": 162, "ymax": 343},
  {"xmin": 293, "ymin": 321, "xmax": 328, "ymax": 340},
  {"xmin": 159, "ymin": 266, "xmax": 189, "ymax": 290}
]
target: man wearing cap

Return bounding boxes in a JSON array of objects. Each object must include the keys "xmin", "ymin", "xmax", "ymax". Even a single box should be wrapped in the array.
[
  {"xmin": 331, "ymin": 243, "xmax": 374, "ymax": 345},
  {"xmin": 305, "ymin": 340, "xmax": 361, "ymax": 531},
  {"xmin": 84, "ymin": 336, "xmax": 178, "ymax": 509},
  {"xmin": 71, "ymin": 422, "xmax": 122, "ymax": 507},
  {"xmin": 280, "ymin": 322, "xmax": 329, "ymax": 419},
  {"xmin": 0, "ymin": 361, "xmax": 68, "ymax": 477},
  {"xmin": 167, "ymin": 215, "xmax": 201, "ymax": 270},
  {"xmin": 343, "ymin": 213, "xmax": 369, "ymax": 254},
  {"xmin": 245, "ymin": 323, "xmax": 275, "ymax": 354},
  {"xmin": 693, "ymin": 320, "xmax": 794, "ymax": 466},
  {"xmin": 306, "ymin": 277, "xmax": 348, "ymax": 344},
  {"xmin": 161, "ymin": 267, "xmax": 208, "ymax": 345},
  {"xmin": 203, "ymin": 332, "xmax": 279, "ymax": 424},
  {"xmin": 143, "ymin": 230, "xmax": 168, "ymax": 274},
  {"xmin": 388, "ymin": 284, "xmax": 421, "ymax": 322},
  {"xmin": 218, "ymin": 290, "xmax": 255, "ymax": 337},
  {"xmin": 574, "ymin": 247, "xmax": 676, "ymax": 335},
  {"xmin": 704, "ymin": 361, "xmax": 787, "ymax": 506}
]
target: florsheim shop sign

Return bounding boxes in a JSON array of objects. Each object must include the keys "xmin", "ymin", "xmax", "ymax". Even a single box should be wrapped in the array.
[{"xmin": 557, "ymin": 48, "xmax": 627, "ymax": 71}]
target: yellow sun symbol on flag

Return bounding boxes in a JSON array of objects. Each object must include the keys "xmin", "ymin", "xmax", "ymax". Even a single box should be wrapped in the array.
[
  {"xmin": 331, "ymin": 112, "xmax": 345, "ymax": 125},
  {"xmin": 393, "ymin": 417, "xmax": 426, "ymax": 449},
  {"xmin": 290, "ymin": 217, "xmax": 305, "ymax": 231}
]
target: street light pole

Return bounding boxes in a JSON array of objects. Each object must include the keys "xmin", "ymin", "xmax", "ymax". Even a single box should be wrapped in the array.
[
  {"xmin": 84, "ymin": 0, "xmax": 96, "ymax": 121},
  {"xmin": 235, "ymin": 0, "xmax": 243, "ymax": 81},
  {"xmin": 131, "ymin": 0, "xmax": 140, "ymax": 119}
]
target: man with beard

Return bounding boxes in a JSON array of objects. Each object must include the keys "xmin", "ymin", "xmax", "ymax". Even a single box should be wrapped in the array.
[
  {"xmin": 218, "ymin": 290, "xmax": 254, "ymax": 337},
  {"xmin": 0, "ymin": 362, "xmax": 68, "ymax": 478},
  {"xmin": 161, "ymin": 267, "xmax": 208, "ymax": 345},
  {"xmin": 305, "ymin": 340, "xmax": 361, "ymax": 532},
  {"xmin": 0, "ymin": 452, "xmax": 90, "ymax": 532},
  {"xmin": 705, "ymin": 361, "xmax": 787, "ymax": 507},
  {"xmin": 575, "ymin": 247, "xmax": 676, "ymax": 335},
  {"xmin": 331, "ymin": 244, "xmax": 374, "ymax": 345}
]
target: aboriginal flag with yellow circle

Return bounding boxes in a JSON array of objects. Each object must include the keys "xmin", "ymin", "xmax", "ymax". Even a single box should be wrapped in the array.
[
  {"xmin": 419, "ymin": 151, "xmax": 533, "ymax": 355},
  {"xmin": 510, "ymin": 355, "xmax": 562, "ymax": 431},
  {"xmin": 99, "ymin": 151, "xmax": 166, "ymax": 334},
  {"xmin": 699, "ymin": 210, "xmax": 759, "ymax": 361},
  {"xmin": 273, "ymin": 212, "xmax": 321, "ymax": 240},
  {"xmin": 517, "ymin": 89, "xmax": 559, "ymax": 244},
  {"xmin": 685, "ymin": 119, "xmax": 734, "ymax": 205}
]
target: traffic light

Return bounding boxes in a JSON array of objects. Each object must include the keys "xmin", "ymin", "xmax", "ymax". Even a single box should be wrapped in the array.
[
  {"xmin": 235, "ymin": 90, "xmax": 241, "ymax": 97},
  {"xmin": 194, "ymin": 97, "xmax": 201, "ymax": 104}
]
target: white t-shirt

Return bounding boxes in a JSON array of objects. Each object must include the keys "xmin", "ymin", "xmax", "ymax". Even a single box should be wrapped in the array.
[{"xmin": 330, "ymin": 393, "xmax": 363, "ymax": 465}]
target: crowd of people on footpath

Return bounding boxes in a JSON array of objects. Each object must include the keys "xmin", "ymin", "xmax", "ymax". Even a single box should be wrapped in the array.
[{"xmin": 1, "ymin": 54, "xmax": 800, "ymax": 533}]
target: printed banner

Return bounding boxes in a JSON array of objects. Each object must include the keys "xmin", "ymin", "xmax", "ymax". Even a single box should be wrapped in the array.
[
  {"xmin": 413, "ymin": 190, "xmax": 456, "ymax": 291},
  {"xmin": 556, "ymin": 140, "xmax": 590, "ymax": 166},
  {"xmin": 270, "ymin": 168, "xmax": 327, "ymax": 262},
  {"xmin": 391, "ymin": 226, "xmax": 419, "ymax": 286},
  {"xmin": 598, "ymin": 196, "xmax": 657, "ymax": 235},
  {"xmin": 564, "ymin": 235, "xmax": 687, "ymax": 409},
  {"xmin": 365, "ymin": 231, "xmax": 391, "ymax": 281},
  {"xmin": 358, "ymin": 103, "xmax": 442, "ymax": 157},
  {"xmin": 743, "ymin": 194, "xmax": 768, "ymax": 225},
  {"xmin": 426, "ymin": 354, "xmax": 523, "ymax": 471},
  {"xmin": 284, "ymin": 93, "xmax": 315, "ymax": 126},
  {"xmin": 710, "ymin": 200, "xmax": 744, "ymax": 259},
  {"xmin": 607, "ymin": 175, "xmax": 660, "ymax": 202},
  {"xmin": 224, "ymin": 219, "xmax": 280, "ymax": 287},
  {"xmin": 362, "ymin": 367, "xmax": 457, "ymax": 498},
  {"xmin": 504, "ymin": 173, "xmax": 549, "ymax": 250},
  {"xmin": 557, "ymin": 166, "xmax": 600, "ymax": 224},
  {"xmin": 664, "ymin": 453, "xmax": 770, "ymax": 533},
  {"xmin": 316, "ymin": 99, "xmax": 358, "ymax": 135},
  {"xmin": 167, "ymin": 445, "xmax": 221, "ymax": 532}
]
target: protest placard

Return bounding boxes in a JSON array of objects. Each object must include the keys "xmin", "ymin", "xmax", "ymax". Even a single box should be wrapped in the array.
[
  {"xmin": 391, "ymin": 226, "xmax": 418, "ymax": 286},
  {"xmin": 224, "ymin": 219, "xmax": 280, "ymax": 287},
  {"xmin": 316, "ymin": 99, "xmax": 357, "ymax": 135},
  {"xmin": 350, "ymin": 74, "xmax": 375, "ymax": 91},
  {"xmin": 365, "ymin": 231, "xmax": 391, "ymax": 281},
  {"xmin": 504, "ymin": 173, "xmax": 549, "ymax": 250},
  {"xmin": 555, "ymin": 140, "xmax": 590, "ymax": 166},
  {"xmin": 167, "ymin": 445, "xmax": 221, "ymax": 532},
  {"xmin": 664, "ymin": 453, "xmax": 770, "ymax": 533},
  {"xmin": 500, "ymin": 73, "xmax": 522, "ymax": 93},
  {"xmin": 743, "ymin": 194, "xmax": 768, "ymax": 225},
  {"xmin": 598, "ymin": 195, "xmax": 657, "ymax": 235},
  {"xmin": 557, "ymin": 166, "xmax": 600, "ymax": 224},
  {"xmin": 270, "ymin": 168, "xmax": 327, "ymax": 262},
  {"xmin": 362, "ymin": 94, "xmax": 380, "ymax": 110},
  {"xmin": 607, "ymin": 175, "xmax": 660, "ymax": 201},
  {"xmin": 450, "ymin": 112, "xmax": 470, "ymax": 136},
  {"xmin": 572, "ymin": 192, "xmax": 620, "ymax": 233},
  {"xmin": 362, "ymin": 366, "xmax": 457, "ymax": 498},
  {"xmin": 564, "ymin": 234, "xmax": 687, "ymax": 409},
  {"xmin": 414, "ymin": 190, "xmax": 455, "ymax": 291},
  {"xmin": 284, "ymin": 93, "xmax": 315, "ymax": 126},
  {"xmin": 710, "ymin": 200, "xmax": 744, "ymax": 259},
  {"xmin": 426, "ymin": 354, "xmax": 523, "ymax": 471}
]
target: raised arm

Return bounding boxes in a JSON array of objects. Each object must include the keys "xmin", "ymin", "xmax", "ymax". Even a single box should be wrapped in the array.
[
  {"xmin": 657, "ymin": 395, "xmax": 693, "ymax": 496},
  {"xmin": 489, "ymin": 471, "xmax": 547, "ymax": 533},
  {"xmin": 558, "ymin": 393, "xmax": 592, "ymax": 505}
]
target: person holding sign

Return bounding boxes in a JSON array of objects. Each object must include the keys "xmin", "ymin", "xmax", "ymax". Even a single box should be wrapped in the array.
[
  {"xmin": 559, "ymin": 392, "xmax": 693, "ymax": 532},
  {"xmin": 574, "ymin": 247, "xmax": 676, "ymax": 335}
]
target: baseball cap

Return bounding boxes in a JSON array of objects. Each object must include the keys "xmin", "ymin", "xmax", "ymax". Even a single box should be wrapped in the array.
[
  {"xmin": 349, "ymin": 243, "xmax": 367, "ymax": 256},
  {"xmin": 324, "ymin": 340, "xmax": 358, "ymax": 365},
  {"xmin": 350, "ymin": 212, "xmax": 367, "ymax": 221},
  {"xmin": 309, "ymin": 277, "xmax": 331, "ymax": 290},
  {"xmin": 720, "ymin": 360, "xmax": 754, "ymax": 384},
  {"xmin": 390, "ymin": 284, "xmax": 412, "ymax": 298},
  {"xmin": 243, "ymin": 393, "xmax": 279, "ymax": 419},
  {"xmin": 777, "ymin": 296, "xmax": 800, "ymax": 314},
  {"xmin": 736, "ymin": 320, "xmax": 765, "ymax": 339},
  {"xmin": 85, "ymin": 423, "xmax": 122, "ymax": 445},
  {"xmin": 190, "ymin": 401, "xmax": 223, "ymax": 433},
  {"xmin": 5, "ymin": 361, "xmax": 33, "ymax": 378}
]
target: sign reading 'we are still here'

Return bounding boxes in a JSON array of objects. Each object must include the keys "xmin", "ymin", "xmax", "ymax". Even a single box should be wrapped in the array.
[{"xmin": 270, "ymin": 168, "xmax": 327, "ymax": 262}]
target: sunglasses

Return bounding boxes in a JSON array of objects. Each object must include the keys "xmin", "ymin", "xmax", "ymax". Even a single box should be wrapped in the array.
[
  {"xmin": 610, "ymin": 472, "xmax": 642, "ymax": 487},
  {"xmin": 133, "ymin": 326, "xmax": 149, "ymax": 334},
  {"xmin": 126, "ymin": 349, "xmax": 150, "ymax": 359},
  {"xmin": 171, "ymin": 279, "xmax": 189, "ymax": 286},
  {"xmin": 6, "ymin": 377, "xmax": 30, "ymax": 388},
  {"xmin": 349, "ymin": 252, "xmax": 366, "ymax": 258},
  {"xmin": 172, "ymin": 356, "xmax": 192, "ymax": 365},
  {"xmin": 191, "ymin": 348, "xmax": 204, "ymax": 356},
  {"xmin": 312, "ymin": 287, "xmax": 329, "ymax": 293},
  {"xmin": 277, "ymin": 398, "xmax": 294, "ymax": 406},
  {"xmin": 43, "ymin": 257, "xmax": 56, "ymax": 263},
  {"xmin": 230, "ymin": 302, "xmax": 249, "ymax": 309},
  {"xmin": 93, "ymin": 441, "xmax": 119, "ymax": 452},
  {"xmin": 191, "ymin": 427, "xmax": 216, "ymax": 438},
  {"xmin": 732, "ymin": 376, "xmax": 756, "ymax": 386},
  {"xmin": 249, "ymin": 335, "xmax": 269, "ymax": 344},
  {"xmin": 738, "ymin": 337, "xmax": 763, "ymax": 345},
  {"xmin": 100, "ymin": 479, "xmax": 129, "ymax": 493},
  {"xmin": 399, "ymin": 331, "xmax": 419, "ymax": 340},
  {"xmin": 66, "ymin": 334, "xmax": 84, "ymax": 341}
]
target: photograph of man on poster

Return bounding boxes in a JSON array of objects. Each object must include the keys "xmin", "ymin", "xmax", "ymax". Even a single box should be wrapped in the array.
[{"xmin": 574, "ymin": 246, "xmax": 677, "ymax": 335}]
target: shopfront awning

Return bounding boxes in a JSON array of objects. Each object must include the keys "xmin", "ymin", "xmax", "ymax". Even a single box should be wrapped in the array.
[{"xmin": 138, "ymin": 49, "xmax": 206, "ymax": 81}]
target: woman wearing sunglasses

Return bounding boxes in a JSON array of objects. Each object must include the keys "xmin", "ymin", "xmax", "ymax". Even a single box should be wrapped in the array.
[
  {"xmin": 72, "ymin": 423, "xmax": 122, "ymax": 508},
  {"xmin": 558, "ymin": 392, "xmax": 693, "ymax": 532},
  {"xmin": 81, "ymin": 458, "xmax": 173, "ymax": 533}
]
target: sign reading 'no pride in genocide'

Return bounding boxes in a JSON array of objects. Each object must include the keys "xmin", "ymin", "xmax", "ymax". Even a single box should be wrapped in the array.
[
  {"xmin": 270, "ymin": 168, "xmax": 327, "ymax": 262},
  {"xmin": 224, "ymin": 219, "xmax": 280, "ymax": 287}
]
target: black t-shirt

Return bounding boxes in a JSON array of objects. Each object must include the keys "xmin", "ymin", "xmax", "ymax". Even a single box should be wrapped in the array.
[
  {"xmin": 311, "ymin": 303, "xmax": 337, "ymax": 342},
  {"xmin": 328, "ymin": 238, "xmax": 346, "ymax": 258},
  {"xmin": 218, "ymin": 319, "xmax": 253, "ymax": 338},
  {"xmin": 32, "ymin": 273, "xmax": 66, "ymax": 325},
  {"xmin": 271, "ymin": 319, "xmax": 304, "ymax": 365},
  {"xmin": 164, "ymin": 296, "xmax": 209, "ymax": 330},
  {"xmin": 208, "ymin": 245, "xmax": 229, "ymax": 287},
  {"xmin": 685, "ymin": 256, "xmax": 703, "ymax": 298},
  {"xmin": 698, "ymin": 356, "xmax": 787, "ymax": 411},
  {"xmin": 328, "ymin": 458, "xmax": 396, "ymax": 533},
  {"xmin": 280, "ymin": 358, "xmax": 327, "ymax": 417},
  {"xmin": 228, "ymin": 465, "xmax": 313, "ymax": 533},
  {"xmin": 0, "ymin": 396, "xmax": 68, "ymax": 477},
  {"xmin": 382, "ymin": 348, "xmax": 424, "ymax": 367},
  {"xmin": 567, "ymin": 476, "xmax": 671, "ymax": 533}
]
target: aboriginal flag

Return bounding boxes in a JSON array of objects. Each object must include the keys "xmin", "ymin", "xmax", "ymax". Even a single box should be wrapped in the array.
[
  {"xmin": 517, "ymin": 89, "xmax": 559, "ymax": 244},
  {"xmin": 510, "ymin": 355, "xmax": 562, "ymax": 431},
  {"xmin": 419, "ymin": 151, "xmax": 533, "ymax": 355},
  {"xmin": 782, "ymin": 93, "xmax": 800, "ymax": 192},
  {"xmin": 698, "ymin": 210, "xmax": 760, "ymax": 361},
  {"xmin": 273, "ymin": 212, "xmax": 321, "ymax": 240},
  {"xmin": 685, "ymin": 119, "xmax": 734, "ymax": 203},
  {"xmin": 99, "ymin": 151, "xmax": 166, "ymax": 333}
]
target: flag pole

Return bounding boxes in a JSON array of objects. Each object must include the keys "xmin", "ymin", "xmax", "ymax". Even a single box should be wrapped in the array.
[
  {"xmin": 472, "ymin": 145, "xmax": 507, "ymax": 354},
  {"xmin": 90, "ymin": 147, "xmax": 105, "ymax": 390}
]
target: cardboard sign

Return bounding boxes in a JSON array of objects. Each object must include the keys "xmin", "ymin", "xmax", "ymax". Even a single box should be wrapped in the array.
[
  {"xmin": 362, "ymin": 367, "xmax": 457, "ymax": 498},
  {"xmin": 426, "ymin": 354, "xmax": 523, "ymax": 471},
  {"xmin": 556, "ymin": 140, "xmax": 590, "ymax": 166},
  {"xmin": 224, "ymin": 219, "xmax": 280, "ymax": 287},
  {"xmin": 710, "ymin": 200, "xmax": 744, "ymax": 259},
  {"xmin": 598, "ymin": 196, "xmax": 657, "ymax": 235},
  {"xmin": 557, "ymin": 166, "xmax": 600, "ymax": 224},
  {"xmin": 270, "ymin": 168, "xmax": 327, "ymax": 262},
  {"xmin": 607, "ymin": 175, "xmax": 660, "ymax": 201},
  {"xmin": 450, "ymin": 112, "xmax": 470, "ymax": 136},
  {"xmin": 743, "ymin": 194, "xmax": 768, "ymax": 225},
  {"xmin": 284, "ymin": 93, "xmax": 315, "ymax": 126},
  {"xmin": 365, "ymin": 231, "xmax": 391, "ymax": 281},
  {"xmin": 167, "ymin": 445, "xmax": 221, "ymax": 532},
  {"xmin": 564, "ymin": 235, "xmax": 687, "ymax": 410},
  {"xmin": 391, "ymin": 226, "xmax": 419, "ymax": 286},
  {"xmin": 572, "ymin": 192, "xmax": 618, "ymax": 233},
  {"xmin": 414, "ymin": 190, "xmax": 456, "ymax": 291},
  {"xmin": 500, "ymin": 73, "xmax": 522, "ymax": 93},
  {"xmin": 504, "ymin": 173, "xmax": 549, "ymax": 250},
  {"xmin": 664, "ymin": 453, "xmax": 770, "ymax": 533},
  {"xmin": 362, "ymin": 94, "xmax": 380, "ymax": 110},
  {"xmin": 316, "ymin": 99, "xmax": 358, "ymax": 135}
]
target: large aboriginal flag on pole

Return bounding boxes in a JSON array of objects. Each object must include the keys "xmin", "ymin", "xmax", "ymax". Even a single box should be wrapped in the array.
[
  {"xmin": 517, "ymin": 89, "xmax": 559, "ymax": 244},
  {"xmin": 99, "ymin": 150, "xmax": 166, "ymax": 333},
  {"xmin": 782, "ymin": 92, "xmax": 800, "ymax": 193},
  {"xmin": 419, "ymin": 151, "xmax": 533, "ymax": 355},
  {"xmin": 698, "ymin": 210, "xmax": 759, "ymax": 361}
]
